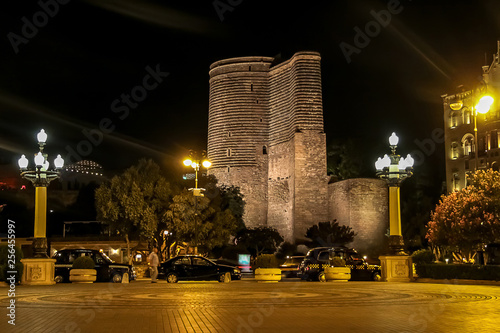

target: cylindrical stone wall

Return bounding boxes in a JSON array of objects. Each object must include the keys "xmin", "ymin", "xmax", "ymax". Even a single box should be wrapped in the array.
[
  {"xmin": 208, "ymin": 57, "xmax": 274, "ymax": 227},
  {"xmin": 328, "ymin": 178, "xmax": 388, "ymax": 258}
]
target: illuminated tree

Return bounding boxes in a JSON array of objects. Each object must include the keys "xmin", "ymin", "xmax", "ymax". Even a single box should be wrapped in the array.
[
  {"xmin": 95, "ymin": 159, "xmax": 171, "ymax": 263},
  {"xmin": 426, "ymin": 169, "xmax": 500, "ymax": 261},
  {"xmin": 235, "ymin": 227, "xmax": 284, "ymax": 257}
]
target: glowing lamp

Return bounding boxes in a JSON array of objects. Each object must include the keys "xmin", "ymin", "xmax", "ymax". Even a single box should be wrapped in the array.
[
  {"xmin": 54, "ymin": 154, "xmax": 64, "ymax": 169},
  {"xmin": 183, "ymin": 159, "xmax": 192, "ymax": 167},
  {"xmin": 18, "ymin": 155, "xmax": 29, "ymax": 169},
  {"xmin": 389, "ymin": 132, "xmax": 399, "ymax": 146},
  {"xmin": 381, "ymin": 154, "xmax": 391, "ymax": 168},
  {"xmin": 405, "ymin": 154, "xmax": 414, "ymax": 168},
  {"xmin": 37, "ymin": 129, "xmax": 47, "ymax": 143},
  {"xmin": 398, "ymin": 157, "xmax": 406, "ymax": 170},
  {"xmin": 202, "ymin": 160, "xmax": 211, "ymax": 168},
  {"xmin": 476, "ymin": 95, "xmax": 494, "ymax": 114},
  {"xmin": 34, "ymin": 152, "xmax": 45, "ymax": 167}
]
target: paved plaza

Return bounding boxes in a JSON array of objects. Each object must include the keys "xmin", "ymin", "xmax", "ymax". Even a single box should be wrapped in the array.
[{"xmin": 1, "ymin": 278, "xmax": 500, "ymax": 333}]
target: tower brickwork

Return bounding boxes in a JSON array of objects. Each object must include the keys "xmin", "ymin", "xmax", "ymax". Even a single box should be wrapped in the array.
[{"xmin": 208, "ymin": 52, "xmax": 328, "ymax": 241}]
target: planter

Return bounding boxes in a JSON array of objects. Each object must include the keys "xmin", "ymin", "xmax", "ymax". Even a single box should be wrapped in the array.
[
  {"xmin": 255, "ymin": 268, "xmax": 282, "ymax": 282},
  {"xmin": 325, "ymin": 267, "xmax": 351, "ymax": 282},
  {"xmin": 70, "ymin": 269, "xmax": 97, "ymax": 283}
]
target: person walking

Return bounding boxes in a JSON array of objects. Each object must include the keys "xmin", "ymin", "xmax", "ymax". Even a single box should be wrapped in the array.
[{"xmin": 148, "ymin": 247, "xmax": 159, "ymax": 283}]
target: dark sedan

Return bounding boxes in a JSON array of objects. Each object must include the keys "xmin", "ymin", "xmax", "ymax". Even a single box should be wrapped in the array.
[
  {"xmin": 53, "ymin": 249, "xmax": 135, "ymax": 283},
  {"xmin": 159, "ymin": 255, "xmax": 241, "ymax": 283}
]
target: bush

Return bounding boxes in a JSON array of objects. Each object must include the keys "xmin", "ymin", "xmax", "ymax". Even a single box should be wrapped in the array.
[
  {"xmin": 0, "ymin": 244, "xmax": 24, "ymax": 283},
  {"xmin": 255, "ymin": 254, "xmax": 279, "ymax": 268},
  {"xmin": 416, "ymin": 264, "xmax": 500, "ymax": 281},
  {"xmin": 72, "ymin": 256, "xmax": 95, "ymax": 269},
  {"xmin": 412, "ymin": 249, "xmax": 434, "ymax": 265},
  {"xmin": 331, "ymin": 257, "xmax": 346, "ymax": 267}
]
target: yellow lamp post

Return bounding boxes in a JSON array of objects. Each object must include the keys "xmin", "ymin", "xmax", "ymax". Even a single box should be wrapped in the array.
[
  {"xmin": 473, "ymin": 95, "xmax": 494, "ymax": 170},
  {"xmin": 183, "ymin": 153, "xmax": 211, "ymax": 254},
  {"xmin": 18, "ymin": 129, "xmax": 64, "ymax": 285},
  {"xmin": 375, "ymin": 133, "xmax": 414, "ymax": 282}
]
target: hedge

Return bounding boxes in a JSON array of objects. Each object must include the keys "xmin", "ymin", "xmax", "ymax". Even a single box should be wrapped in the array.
[{"xmin": 416, "ymin": 264, "xmax": 500, "ymax": 281}]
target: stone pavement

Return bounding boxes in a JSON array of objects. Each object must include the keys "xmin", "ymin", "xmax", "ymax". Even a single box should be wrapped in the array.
[{"xmin": 1, "ymin": 278, "xmax": 500, "ymax": 333}]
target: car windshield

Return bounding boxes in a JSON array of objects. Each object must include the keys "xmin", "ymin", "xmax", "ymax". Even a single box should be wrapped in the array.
[{"xmin": 97, "ymin": 252, "xmax": 114, "ymax": 264}]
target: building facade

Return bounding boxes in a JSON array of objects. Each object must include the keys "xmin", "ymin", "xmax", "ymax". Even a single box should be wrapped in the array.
[
  {"xmin": 207, "ymin": 52, "xmax": 389, "ymax": 248},
  {"xmin": 442, "ymin": 43, "xmax": 500, "ymax": 192}
]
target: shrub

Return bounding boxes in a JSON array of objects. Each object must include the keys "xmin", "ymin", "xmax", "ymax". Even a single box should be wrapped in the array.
[
  {"xmin": 255, "ymin": 254, "xmax": 279, "ymax": 268},
  {"xmin": 331, "ymin": 257, "xmax": 346, "ymax": 267},
  {"xmin": 0, "ymin": 244, "xmax": 24, "ymax": 283},
  {"xmin": 416, "ymin": 264, "xmax": 500, "ymax": 281},
  {"xmin": 412, "ymin": 249, "xmax": 434, "ymax": 265},
  {"xmin": 72, "ymin": 256, "xmax": 95, "ymax": 269}
]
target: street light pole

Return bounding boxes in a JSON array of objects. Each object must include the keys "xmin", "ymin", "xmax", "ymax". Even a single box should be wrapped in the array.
[
  {"xmin": 375, "ymin": 132, "xmax": 414, "ymax": 255},
  {"xmin": 183, "ymin": 153, "xmax": 211, "ymax": 255},
  {"xmin": 473, "ymin": 95, "xmax": 494, "ymax": 170},
  {"xmin": 18, "ymin": 129, "xmax": 64, "ymax": 285}
]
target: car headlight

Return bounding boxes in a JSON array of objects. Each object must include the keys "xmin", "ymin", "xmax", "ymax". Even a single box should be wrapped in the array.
[{"xmin": 234, "ymin": 268, "xmax": 240, "ymax": 274}]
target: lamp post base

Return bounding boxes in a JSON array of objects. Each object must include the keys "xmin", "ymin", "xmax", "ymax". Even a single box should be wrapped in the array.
[
  {"xmin": 388, "ymin": 235, "xmax": 407, "ymax": 255},
  {"xmin": 32, "ymin": 237, "xmax": 49, "ymax": 258},
  {"xmin": 21, "ymin": 258, "xmax": 56, "ymax": 285},
  {"xmin": 378, "ymin": 255, "xmax": 413, "ymax": 282}
]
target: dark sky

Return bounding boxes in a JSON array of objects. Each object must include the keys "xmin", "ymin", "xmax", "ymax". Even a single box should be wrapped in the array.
[{"xmin": 1, "ymin": 0, "xmax": 499, "ymax": 177}]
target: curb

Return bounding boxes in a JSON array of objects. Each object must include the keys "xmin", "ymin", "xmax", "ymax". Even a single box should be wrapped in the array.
[{"xmin": 414, "ymin": 278, "xmax": 500, "ymax": 286}]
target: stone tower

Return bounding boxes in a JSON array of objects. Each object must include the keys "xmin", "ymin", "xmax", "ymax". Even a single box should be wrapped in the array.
[{"xmin": 208, "ymin": 51, "xmax": 329, "ymax": 241}]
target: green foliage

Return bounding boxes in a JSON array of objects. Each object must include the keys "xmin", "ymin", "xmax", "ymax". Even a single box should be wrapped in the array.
[
  {"xmin": 255, "ymin": 254, "xmax": 279, "ymax": 268},
  {"xmin": 236, "ymin": 227, "xmax": 284, "ymax": 257},
  {"xmin": 0, "ymin": 245, "xmax": 24, "ymax": 283},
  {"xmin": 411, "ymin": 249, "xmax": 434, "ymax": 265},
  {"xmin": 72, "ymin": 256, "xmax": 95, "ymax": 269},
  {"xmin": 305, "ymin": 220, "xmax": 356, "ymax": 247},
  {"xmin": 165, "ymin": 176, "xmax": 244, "ymax": 252},
  {"xmin": 331, "ymin": 257, "xmax": 346, "ymax": 267},
  {"xmin": 327, "ymin": 138, "xmax": 366, "ymax": 180},
  {"xmin": 95, "ymin": 159, "xmax": 172, "ymax": 240},
  {"xmin": 416, "ymin": 263, "xmax": 500, "ymax": 281},
  {"xmin": 426, "ymin": 169, "xmax": 500, "ymax": 261}
]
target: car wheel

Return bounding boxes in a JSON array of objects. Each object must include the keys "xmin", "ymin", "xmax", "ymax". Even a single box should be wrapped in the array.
[
  {"xmin": 318, "ymin": 272, "xmax": 326, "ymax": 282},
  {"xmin": 166, "ymin": 273, "xmax": 178, "ymax": 283},
  {"xmin": 372, "ymin": 272, "xmax": 382, "ymax": 281},
  {"xmin": 112, "ymin": 273, "xmax": 123, "ymax": 283},
  {"xmin": 54, "ymin": 275, "xmax": 64, "ymax": 283},
  {"xmin": 218, "ymin": 272, "xmax": 231, "ymax": 283}
]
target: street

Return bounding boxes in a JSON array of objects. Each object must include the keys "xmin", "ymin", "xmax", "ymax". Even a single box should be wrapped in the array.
[{"xmin": 1, "ymin": 279, "xmax": 499, "ymax": 333}]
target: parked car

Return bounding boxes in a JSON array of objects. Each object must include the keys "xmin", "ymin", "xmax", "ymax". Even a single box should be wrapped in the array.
[
  {"xmin": 159, "ymin": 255, "xmax": 241, "ymax": 283},
  {"xmin": 298, "ymin": 247, "xmax": 381, "ymax": 282},
  {"xmin": 53, "ymin": 249, "xmax": 136, "ymax": 283},
  {"xmin": 280, "ymin": 256, "xmax": 305, "ymax": 278}
]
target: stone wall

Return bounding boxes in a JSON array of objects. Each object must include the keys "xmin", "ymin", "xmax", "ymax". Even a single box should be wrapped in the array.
[{"xmin": 328, "ymin": 178, "xmax": 388, "ymax": 258}]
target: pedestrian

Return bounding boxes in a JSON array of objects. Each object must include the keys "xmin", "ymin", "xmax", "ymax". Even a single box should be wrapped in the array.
[{"xmin": 148, "ymin": 247, "xmax": 159, "ymax": 283}]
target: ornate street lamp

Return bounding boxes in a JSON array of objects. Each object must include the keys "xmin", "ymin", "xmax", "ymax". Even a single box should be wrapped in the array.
[
  {"xmin": 473, "ymin": 95, "xmax": 494, "ymax": 170},
  {"xmin": 375, "ymin": 132, "xmax": 414, "ymax": 255},
  {"xmin": 182, "ymin": 151, "xmax": 211, "ymax": 254},
  {"xmin": 18, "ymin": 129, "xmax": 64, "ymax": 258}
]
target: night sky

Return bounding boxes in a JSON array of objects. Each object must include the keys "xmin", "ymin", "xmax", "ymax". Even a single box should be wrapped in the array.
[{"xmin": 1, "ymin": 0, "xmax": 499, "ymax": 178}]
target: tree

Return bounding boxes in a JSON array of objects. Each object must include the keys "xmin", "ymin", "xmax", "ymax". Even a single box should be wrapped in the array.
[
  {"xmin": 164, "ymin": 176, "xmax": 243, "ymax": 253},
  {"xmin": 327, "ymin": 138, "xmax": 366, "ymax": 180},
  {"xmin": 426, "ymin": 169, "xmax": 500, "ymax": 262},
  {"xmin": 305, "ymin": 220, "xmax": 356, "ymax": 247},
  {"xmin": 235, "ymin": 227, "xmax": 284, "ymax": 257},
  {"xmin": 95, "ymin": 159, "xmax": 171, "ymax": 263}
]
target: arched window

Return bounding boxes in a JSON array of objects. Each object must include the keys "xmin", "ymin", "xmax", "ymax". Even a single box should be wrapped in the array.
[
  {"xmin": 450, "ymin": 111, "xmax": 458, "ymax": 128},
  {"xmin": 463, "ymin": 108, "xmax": 471, "ymax": 125},
  {"xmin": 451, "ymin": 142, "xmax": 459, "ymax": 160},
  {"xmin": 462, "ymin": 134, "xmax": 475, "ymax": 156},
  {"xmin": 263, "ymin": 146, "xmax": 267, "ymax": 155}
]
